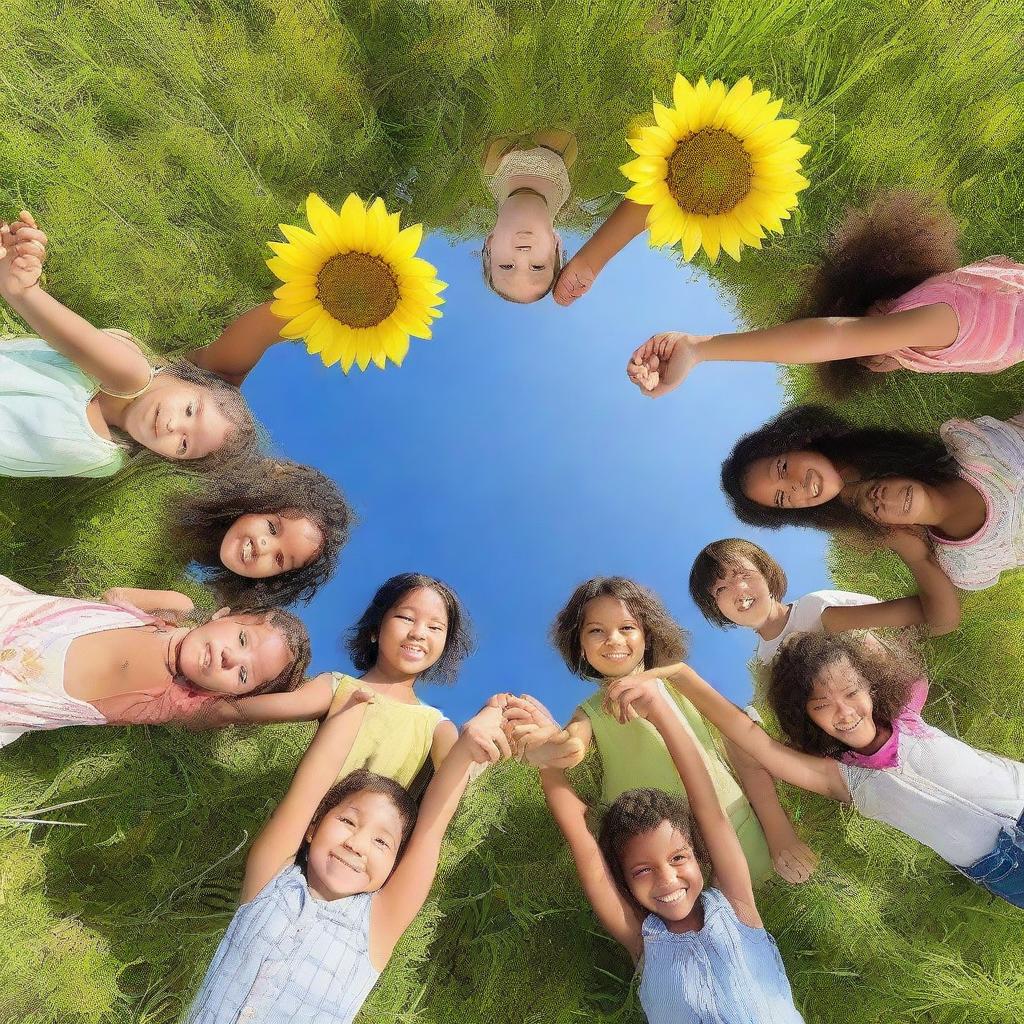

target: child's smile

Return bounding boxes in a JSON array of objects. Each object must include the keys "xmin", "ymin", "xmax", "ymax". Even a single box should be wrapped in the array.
[
  {"xmin": 711, "ymin": 558, "xmax": 775, "ymax": 628},
  {"xmin": 621, "ymin": 820, "xmax": 705, "ymax": 929},
  {"xmin": 806, "ymin": 657, "xmax": 883, "ymax": 752}
]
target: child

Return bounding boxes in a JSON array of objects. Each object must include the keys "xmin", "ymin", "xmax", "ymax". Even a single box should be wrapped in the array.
[
  {"xmin": 171, "ymin": 457, "xmax": 352, "ymax": 608},
  {"xmin": 535, "ymin": 675, "xmax": 804, "ymax": 1022},
  {"xmin": 721, "ymin": 403, "xmax": 1024, "ymax": 592},
  {"xmin": 194, "ymin": 574, "xmax": 468, "ymax": 792},
  {"xmin": 625, "ymin": 192, "xmax": 1024, "ymax": 398},
  {"xmin": 617, "ymin": 632, "xmax": 1024, "ymax": 908},
  {"xmin": 0, "ymin": 572, "xmax": 310, "ymax": 749},
  {"xmin": 516, "ymin": 576, "xmax": 811, "ymax": 884},
  {"xmin": 185, "ymin": 691, "xmax": 511, "ymax": 1023},
  {"xmin": 689, "ymin": 537, "xmax": 962, "ymax": 661},
  {"xmin": 0, "ymin": 213, "xmax": 258, "ymax": 476},
  {"xmin": 479, "ymin": 130, "xmax": 577, "ymax": 304}
]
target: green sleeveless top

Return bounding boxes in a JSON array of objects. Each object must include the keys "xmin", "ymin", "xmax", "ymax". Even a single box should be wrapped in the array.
[{"xmin": 579, "ymin": 680, "xmax": 772, "ymax": 883}]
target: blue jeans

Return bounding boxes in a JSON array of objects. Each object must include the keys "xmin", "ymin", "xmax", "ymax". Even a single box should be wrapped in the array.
[{"xmin": 959, "ymin": 812, "xmax": 1024, "ymax": 909}]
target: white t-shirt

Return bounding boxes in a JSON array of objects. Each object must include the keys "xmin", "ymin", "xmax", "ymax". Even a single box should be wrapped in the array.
[
  {"xmin": 837, "ymin": 682, "xmax": 1024, "ymax": 867},
  {"xmin": 754, "ymin": 589, "xmax": 878, "ymax": 665}
]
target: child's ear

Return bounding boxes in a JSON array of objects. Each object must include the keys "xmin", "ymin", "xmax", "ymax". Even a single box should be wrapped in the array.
[{"xmin": 212, "ymin": 607, "xmax": 232, "ymax": 620}]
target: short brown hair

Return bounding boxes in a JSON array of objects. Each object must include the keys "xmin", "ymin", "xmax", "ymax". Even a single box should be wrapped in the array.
[
  {"xmin": 689, "ymin": 539, "xmax": 788, "ymax": 628},
  {"xmin": 767, "ymin": 631, "xmax": 920, "ymax": 757},
  {"xmin": 598, "ymin": 788, "xmax": 708, "ymax": 910},
  {"xmin": 550, "ymin": 577, "xmax": 689, "ymax": 680}
]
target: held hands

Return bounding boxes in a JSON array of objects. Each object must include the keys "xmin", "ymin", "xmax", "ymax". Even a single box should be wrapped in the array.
[
  {"xmin": 502, "ymin": 695, "xmax": 584, "ymax": 768},
  {"xmin": 552, "ymin": 253, "xmax": 596, "ymax": 307},
  {"xmin": 627, "ymin": 332, "xmax": 708, "ymax": 398},
  {"xmin": 459, "ymin": 694, "xmax": 515, "ymax": 764},
  {"xmin": 0, "ymin": 212, "xmax": 47, "ymax": 299},
  {"xmin": 602, "ymin": 671, "xmax": 670, "ymax": 725}
]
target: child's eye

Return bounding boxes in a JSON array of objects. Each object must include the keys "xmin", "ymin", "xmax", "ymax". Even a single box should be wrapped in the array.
[
  {"xmin": 531, "ymin": 264, "xmax": 545, "ymax": 272},
  {"xmin": 267, "ymin": 518, "xmax": 278, "ymax": 536},
  {"xmin": 178, "ymin": 438, "xmax": 188, "ymax": 456},
  {"xmin": 239, "ymin": 665, "xmax": 248, "ymax": 686},
  {"xmin": 186, "ymin": 403, "xmax": 195, "ymax": 417},
  {"xmin": 276, "ymin": 552, "xmax": 285, "ymax": 569},
  {"xmin": 499, "ymin": 264, "xmax": 514, "ymax": 271},
  {"xmin": 341, "ymin": 816, "xmax": 355, "ymax": 826},
  {"xmin": 239, "ymin": 630, "xmax": 247, "ymax": 648},
  {"xmin": 429, "ymin": 624, "xmax": 443, "ymax": 632},
  {"xmin": 375, "ymin": 837, "xmax": 390, "ymax": 848}
]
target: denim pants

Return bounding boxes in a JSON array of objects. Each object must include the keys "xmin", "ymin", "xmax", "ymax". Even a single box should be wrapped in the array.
[{"xmin": 960, "ymin": 811, "xmax": 1024, "ymax": 908}]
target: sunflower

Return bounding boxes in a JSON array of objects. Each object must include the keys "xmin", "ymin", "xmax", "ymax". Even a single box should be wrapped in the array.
[
  {"xmin": 620, "ymin": 75, "xmax": 810, "ymax": 263},
  {"xmin": 267, "ymin": 193, "xmax": 446, "ymax": 371}
]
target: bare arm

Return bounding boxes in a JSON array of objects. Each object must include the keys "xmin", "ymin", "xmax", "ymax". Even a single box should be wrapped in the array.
[
  {"xmin": 241, "ymin": 688, "xmax": 371, "ymax": 902},
  {"xmin": 429, "ymin": 718, "xmax": 459, "ymax": 768},
  {"xmin": 101, "ymin": 587, "xmax": 196, "ymax": 620},
  {"xmin": 693, "ymin": 304, "xmax": 959, "ymax": 366},
  {"xmin": 553, "ymin": 200, "xmax": 649, "ymax": 306},
  {"xmin": 371, "ymin": 703, "xmax": 511, "ymax": 966},
  {"xmin": 204, "ymin": 673, "xmax": 336, "ymax": 729},
  {"xmin": 4, "ymin": 283, "xmax": 152, "ymax": 395},
  {"xmin": 642, "ymin": 664, "xmax": 848, "ymax": 802},
  {"xmin": 539, "ymin": 766, "xmax": 643, "ymax": 960},
  {"xmin": 634, "ymin": 687, "xmax": 759, "ymax": 926},
  {"xmin": 188, "ymin": 302, "xmax": 287, "ymax": 386}
]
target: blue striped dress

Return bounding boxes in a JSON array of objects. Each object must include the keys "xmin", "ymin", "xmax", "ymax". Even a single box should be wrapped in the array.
[
  {"xmin": 638, "ymin": 887, "xmax": 804, "ymax": 1024},
  {"xmin": 186, "ymin": 863, "xmax": 380, "ymax": 1024}
]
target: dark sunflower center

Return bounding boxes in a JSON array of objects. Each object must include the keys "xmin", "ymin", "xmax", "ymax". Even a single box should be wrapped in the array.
[
  {"xmin": 667, "ymin": 128, "xmax": 752, "ymax": 216},
  {"xmin": 316, "ymin": 252, "xmax": 399, "ymax": 329}
]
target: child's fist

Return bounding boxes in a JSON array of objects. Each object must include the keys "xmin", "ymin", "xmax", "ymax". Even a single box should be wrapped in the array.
[
  {"xmin": 770, "ymin": 836, "xmax": 819, "ymax": 885},
  {"xmin": 461, "ymin": 701, "xmax": 514, "ymax": 764},
  {"xmin": 0, "ymin": 212, "xmax": 47, "ymax": 298},
  {"xmin": 553, "ymin": 254, "xmax": 596, "ymax": 307},
  {"xmin": 603, "ymin": 672, "xmax": 667, "ymax": 724},
  {"xmin": 627, "ymin": 332, "xmax": 706, "ymax": 398}
]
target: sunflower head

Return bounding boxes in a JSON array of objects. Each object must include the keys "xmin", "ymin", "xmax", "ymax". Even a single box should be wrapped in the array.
[
  {"xmin": 621, "ymin": 75, "xmax": 810, "ymax": 263},
  {"xmin": 267, "ymin": 193, "xmax": 447, "ymax": 372}
]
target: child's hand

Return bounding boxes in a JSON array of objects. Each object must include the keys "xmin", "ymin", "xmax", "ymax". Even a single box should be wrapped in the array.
[
  {"xmin": 460, "ymin": 700, "xmax": 514, "ymax": 764},
  {"xmin": 769, "ymin": 835, "xmax": 819, "ymax": 885},
  {"xmin": 882, "ymin": 525, "xmax": 932, "ymax": 564},
  {"xmin": 0, "ymin": 212, "xmax": 47, "ymax": 298},
  {"xmin": 553, "ymin": 254, "xmax": 596, "ymax": 307},
  {"xmin": 627, "ymin": 332, "xmax": 707, "ymax": 397},
  {"xmin": 603, "ymin": 671, "xmax": 668, "ymax": 724}
]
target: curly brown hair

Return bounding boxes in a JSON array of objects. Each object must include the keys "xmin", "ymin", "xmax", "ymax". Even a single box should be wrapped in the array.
[
  {"xmin": 172, "ymin": 457, "xmax": 353, "ymax": 608},
  {"xmin": 598, "ymin": 787, "xmax": 708, "ymax": 909},
  {"xmin": 767, "ymin": 631, "xmax": 921, "ymax": 757},
  {"xmin": 345, "ymin": 573, "xmax": 474, "ymax": 685},
  {"xmin": 550, "ymin": 577, "xmax": 689, "ymax": 681},
  {"xmin": 689, "ymin": 539, "xmax": 788, "ymax": 628},
  {"xmin": 720, "ymin": 404, "xmax": 959, "ymax": 540},
  {"xmin": 794, "ymin": 191, "xmax": 961, "ymax": 399},
  {"xmin": 296, "ymin": 769, "xmax": 418, "ymax": 879}
]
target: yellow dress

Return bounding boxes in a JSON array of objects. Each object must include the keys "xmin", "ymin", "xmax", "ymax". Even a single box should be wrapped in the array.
[{"xmin": 328, "ymin": 673, "xmax": 446, "ymax": 787}]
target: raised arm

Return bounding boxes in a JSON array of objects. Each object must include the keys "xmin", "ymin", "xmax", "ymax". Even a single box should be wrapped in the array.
[
  {"xmin": 634, "ymin": 664, "xmax": 848, "ymax": 802},
  {"xmin": 540, "ymin": 766, "xmax": 643, "ymax": 960},
  {"xmin": 101, "ymin": 587, "xmax": 196, "ymax": 621},
  {"xmin": 188, "ymin": 302, "xmax": 287, "ymax": 386},
  {"xmin": 553, "ymin": 199, "xmax": 649, "ymax": 307},
  {"xmin": 199, "ymin": 672, "xmax": 336, "ymax": 730},
  {"xmin": 610, "ymin": 678, "xmax": 759, "ymax": 923},
  {"xmin": 370, "ymin": 701, "xmax": 511, "ymax": 965},
  {"xmin": 241, "ymin": 686, "xmax": 371, "ymax": 902}
]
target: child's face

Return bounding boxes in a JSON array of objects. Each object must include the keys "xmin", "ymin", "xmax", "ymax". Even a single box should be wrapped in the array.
[
  {"xmin": 122, "ymin": 376, "xmax": 233, "ymax": 460},
  {"xmin": 850, "ymin": 476, "xmax": 931, "ymax": 526},
  {"xmin": 805, "ymin": 656, "xmax": 879, "ymax": 750},
  {"xmin": 305, "ymin": 790, "xmax": 404, "ymax": 898},
  {"xmin": 710, "ymin": 556, "xmax": 774, "ymax": 628},
  {"xmin": 174, "ymin": 612, "xmax": 292, "ymax": 694},
  {"xmin": 580, "ymin": 597, "xmax": 646, "ymax": 678},
  {"xmin": 219, "ymin": 511, "xmax": 324, "ymax": 579},
  {"xmin": 742, "ymin": 450, "xmax": 845, "ymax": 510},
  {"xmin": 375, "ymin": 586, "xmax": 449, "ymax": 676},
  {"xmin": 487, "ymin": 191, "xmax": 559, "ymax": 303},
  {"xmin": 620, "ymin": 820, "xmax": 704, "ymax": 924}
]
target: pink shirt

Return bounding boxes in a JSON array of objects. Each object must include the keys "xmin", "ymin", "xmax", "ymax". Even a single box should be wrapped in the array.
[{"xmin": 866, "ymin": 256, "xmax": 1024, "ymax": 374}]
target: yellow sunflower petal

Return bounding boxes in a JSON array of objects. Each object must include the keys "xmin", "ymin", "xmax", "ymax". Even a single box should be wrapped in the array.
[
  {"xmin": 628, "ymin": 127, "xmax": 677, "ymax": 157},
  {"xmin": 680, "ymin": 217, "xmax": 703, "ymax": 261},
  {"xmin": 279, "ymin": 223, "xmax": 332, "ymax": 259},
  {"xmin": 700, "ymin": 218, "xmax": 721, "ymax": 263},
  {"xmin": 363, "ymin": 197, "xmax": 391, "ymax": 256},
  {"xmin": 335, "ymin": 193, "xmax": 367, "ymax": 251},
  {"xmin": 719, "ymin": 222, "xmax": 744, "ymax": 261},
  {"xmin": 383, "ymin": 222, "xmax": 424, "ymax": 263},
  {"xmin": 382, "ymin": 328, "xmax": 410, "ymax": 367},
  {"xmin": 672, "ymin": 74, "xmax": 697, "ymax": 113},
  {"xmin": 266, "ymin": 241, "xmax": 322, "ymax": 273},
  {"xmin": 278, "ymin": 304, "xmax": 324, "ymax": 339},
  {"xmin": 306, "ymin": 193, "xmax": 346, "ymax": 250},
  {"xmin": 273, "ymin": 281, "xmax": 318, "ymax": 301},
  {"xmin": 266, "ymin": 256, "xmax": 305, "ymax": 283},
  {"xmin": 270, "ymin": 297, "xmax": 317, "ymax": 319}
]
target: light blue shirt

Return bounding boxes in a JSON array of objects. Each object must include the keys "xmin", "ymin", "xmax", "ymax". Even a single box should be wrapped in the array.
[
  {"xmin": 186, "ymin": 864, "xmax": 380, "ymax": 1024},
  {"xmin": 638, "ymin": 887, "xmax": 804, "ymax": 1024}
]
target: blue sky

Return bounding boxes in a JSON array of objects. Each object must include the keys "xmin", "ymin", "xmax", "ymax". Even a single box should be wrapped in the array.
[{"xmin": 242, "ymin": 231, "xmax": 833, "ymax": 725}]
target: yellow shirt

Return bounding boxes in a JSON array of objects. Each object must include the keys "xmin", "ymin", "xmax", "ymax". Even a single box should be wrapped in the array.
[{"xmin": 329, "ymin": 673, "xmax": 446, "ymax": 786}]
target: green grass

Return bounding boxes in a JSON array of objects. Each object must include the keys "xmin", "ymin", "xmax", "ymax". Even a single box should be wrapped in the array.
[{"xmin": 2, "ymin": 0, "xmax": 1024, "ymax": 1021}]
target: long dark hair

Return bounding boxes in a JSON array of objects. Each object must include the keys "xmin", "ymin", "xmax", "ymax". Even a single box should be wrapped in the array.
[
  {"xmin": 345, "ymin": 573, "xmax": 474, "ymax": 684},
  {"xmin": 173, "ymin": 458, "xmax": 353, "ymax": 607},
  {"xmin": 721, "ymin": 405, "xmax": 958, "ymax": 537},
  {"xmin": 550, "ymin": 576, "xmax": 689, "ymax": 681},
  {"xmin": 794, "ymin": 191, "xmax": 961, "ymax": 398}
]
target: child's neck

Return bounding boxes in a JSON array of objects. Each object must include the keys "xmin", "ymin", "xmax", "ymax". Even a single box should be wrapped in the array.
[
  {"xmin": 927, "ymin": 478, "xmax": 988, "ymax": 540},
  {"xmin": 358, "ymin": 663, "xmax": 420, "ymax": 702},
  {"xmin": 662, "ymin": 895, "xmax": 706, "ymax": 935},
  {"xmin": 755, "ymin": 598, "xmax": 792, "ymax": 643}
]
